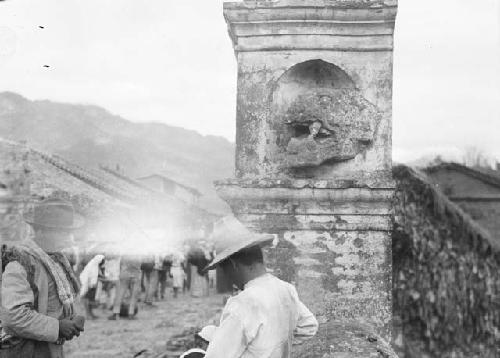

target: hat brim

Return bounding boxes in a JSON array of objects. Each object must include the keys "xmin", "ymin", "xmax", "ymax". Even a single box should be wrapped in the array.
[
  {"xmin": 23, "ymin": 212, "xmax": 85, "ymax": 230},
  {"xmin": 203, "ymin": 234, "xmax": 274, "ymax": 272}
]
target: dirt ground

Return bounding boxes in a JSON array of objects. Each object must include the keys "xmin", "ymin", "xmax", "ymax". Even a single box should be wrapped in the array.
[{"xmin": 65, "ymin": 291, "xmax": 225, "ymax": 358}]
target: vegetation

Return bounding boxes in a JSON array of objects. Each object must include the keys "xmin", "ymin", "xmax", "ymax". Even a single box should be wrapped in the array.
[{"xmin": 393, "ymin": 165, "xmax": 500, "ymax": 357}]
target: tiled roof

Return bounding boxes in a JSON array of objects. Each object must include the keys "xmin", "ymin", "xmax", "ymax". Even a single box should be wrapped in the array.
[
  {"xmin": 136, "ymin": 173, "xmax": 202, "ymax": 197},
  {"xmin": 0, "ymin": 139, "xmax": 123, "ymax": 216},
  {"xmin": 0, "ymin": 138, "xmax": 218, "ymax": 224},
  {"xmin": 425, "ymin": 162, "xmax": 500, "ymax": 190},
  {"xmin": 100, "ymin": 165, "xmax": 155, "ymax": 193}
]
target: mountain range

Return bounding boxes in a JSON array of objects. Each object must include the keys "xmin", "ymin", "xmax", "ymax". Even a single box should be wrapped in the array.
[{"xmin": 0, "ymin": 92, "xmax": 235, "ymax": 213}]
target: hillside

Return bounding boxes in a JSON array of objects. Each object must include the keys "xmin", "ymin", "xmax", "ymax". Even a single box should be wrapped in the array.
[{"xmin": 0, "ymin": 92, "xmax": 235, "ymax": 213}]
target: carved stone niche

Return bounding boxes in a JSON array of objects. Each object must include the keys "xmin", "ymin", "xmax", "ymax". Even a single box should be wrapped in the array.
[{"xmin": 271, "ymin": 59, "xmax": 382, "ymax": 173}]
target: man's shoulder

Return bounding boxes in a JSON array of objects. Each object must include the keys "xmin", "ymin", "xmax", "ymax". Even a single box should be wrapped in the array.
[
  {"xmin": 255, "ymin": 273, "xmax": 296, "ymax": 293},
  {"xmin": 3, "ymin": 260, "xmax": 27, "ymax": 275},
  {"xmin": 2, "ymin": 261, "xmax": 35, "ymax": 299},
  {"xmin": 268, "ymin": 273, "xmax": 291, "ymax": 285},
  {"xmin": 234, "ymin": 275, "xmax": 278, "ymax": 303},
  {"xmin": 2, "ymin": 245, "xmax": 38, "ymax": 275},
  {"xmin": 222, "ymin": 291, "xmax": 266, "ymax": 329},
  {"xmin": 267, "ymin": 274, "xmax": 298, "ymax": 291},
  {"xmin": 225, "ymin": 286, "xmax": 261, "ymax": 314}
]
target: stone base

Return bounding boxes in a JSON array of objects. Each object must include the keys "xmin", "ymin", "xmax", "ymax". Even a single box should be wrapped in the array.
[{"xmin": 215, "ymin": 178, "xmax": 395, "ymax": 341}]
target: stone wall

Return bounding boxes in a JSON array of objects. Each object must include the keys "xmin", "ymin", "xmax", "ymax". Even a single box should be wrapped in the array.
[
  {"xmin": 392, "ymin": 165, "xmax": 500, "ymax": 357},
  {"xmin": 454, "ymin": 200, "xmax": 500, "ymax": 242}
]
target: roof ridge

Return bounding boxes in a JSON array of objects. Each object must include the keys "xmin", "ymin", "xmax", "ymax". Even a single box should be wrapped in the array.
[
  {"xmin": 137, "ymin": 173, "xmax": 201, "ymax": 196},
  {"xmin": 32, "ymin": 148, "xmax": 134, "ymax": 202},
  {"xmin": 395, "ymin": 164, "xmax": 499, "ymax": 252},
  {"xmin": 425, "ymin": 162, "xmax": 500, "ymax": 189},
  {"xmin": 99, "ymin": 165, "xmax": 155, "ymax": 193}
]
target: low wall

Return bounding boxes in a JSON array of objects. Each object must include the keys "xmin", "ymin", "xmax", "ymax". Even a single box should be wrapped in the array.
[{"xmin": 392, "ymin": 165, "xmax": 500, "ymax": 356}]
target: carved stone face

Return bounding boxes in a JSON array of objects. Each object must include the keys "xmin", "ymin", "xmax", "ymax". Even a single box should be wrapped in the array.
[
  {"xmin": 309, "ymin": 121, "xmax": 322, "ymax": 138},
  {"xmin": 283, "ymin": 89, "xmax": 381, "ymax": 168}
]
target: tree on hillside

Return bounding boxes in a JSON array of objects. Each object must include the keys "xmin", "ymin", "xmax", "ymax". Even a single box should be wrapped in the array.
[{"xmin": 462, "ymin": 146, "xmax": 492, "ymax": 168}]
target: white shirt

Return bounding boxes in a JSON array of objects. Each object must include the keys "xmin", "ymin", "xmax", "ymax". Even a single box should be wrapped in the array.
[
  {"xmin": 204, "ymin": 273, "xmax": 318, "ymax": 358},
  {"xmin": 104, "ymin": 257, "xmax": 121, "ymax": 281}
]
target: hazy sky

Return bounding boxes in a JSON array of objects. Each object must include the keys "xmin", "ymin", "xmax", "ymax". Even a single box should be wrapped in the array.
[{"xmin": 0, "ymin": 0, "xmax": 499, "ymax": 164}]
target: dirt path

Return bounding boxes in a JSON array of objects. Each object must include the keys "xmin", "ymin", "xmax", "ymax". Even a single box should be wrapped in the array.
[{"xmin": 65, "ymin": 293, "xmax": 224, "ymax": 358}]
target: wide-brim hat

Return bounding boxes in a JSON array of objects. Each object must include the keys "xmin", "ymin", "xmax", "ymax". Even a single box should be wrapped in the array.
[
  {"xmin": 203, "ymin": 216, "xmax": 274, "ymax": 272},
  {"xmin": 23, "ymin": 197, "xmax": 84, "ymax": 230}
]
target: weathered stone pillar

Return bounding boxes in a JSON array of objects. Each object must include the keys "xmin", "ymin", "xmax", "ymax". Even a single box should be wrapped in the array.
[{"xmin": 216, "ymin": 0, "xmax": 398, "ymax": 343}]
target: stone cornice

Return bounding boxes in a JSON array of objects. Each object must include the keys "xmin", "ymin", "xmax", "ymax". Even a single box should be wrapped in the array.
[
  {"xmin": 215, "ymin": 177, "xmax": 396, "ymax": 190},
  {"xmin": 224, "ymin": 2, "xmax": 397, "ymax": 52},
  {"xmin": 224, "ymin": 1, "xmax": 398, "ymax": 10},
  {"xmin": 214, "ymin": 180, "xmax": 395, "ymax": 229}
]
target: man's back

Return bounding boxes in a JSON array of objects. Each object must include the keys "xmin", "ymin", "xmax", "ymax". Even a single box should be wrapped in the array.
[{"xmin": 205, "ymin": 273, "xmax": 318, "ymax": 358}]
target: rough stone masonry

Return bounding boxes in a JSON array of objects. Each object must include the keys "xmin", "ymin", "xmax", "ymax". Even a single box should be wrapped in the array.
[{"xmin": 215, "ymin": 0, "xmax": 398, "ymax": 354}]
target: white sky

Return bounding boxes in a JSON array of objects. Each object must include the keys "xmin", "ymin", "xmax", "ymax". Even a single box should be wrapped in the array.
[{"xmin": 0, "ymin": 0, "xmax": 499, "ymax": 164}]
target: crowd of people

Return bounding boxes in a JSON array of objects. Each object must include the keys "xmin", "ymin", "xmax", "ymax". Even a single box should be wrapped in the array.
[
  {"xmin": 77, "ymin": 245, "xmax": 217, "ymax": 321},
  {"xmin": 0, "ymin": 198, "xmax": 318, "ymax": 358}
]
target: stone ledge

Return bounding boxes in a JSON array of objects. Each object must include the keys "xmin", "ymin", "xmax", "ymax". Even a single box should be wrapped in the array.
[
  {"xmin": 215, "ymin": 177, "xmax": 396, "ymax": 189},
  {"xmin": 224, "ymin": 3, "xmax": 397, "ymax": 22},
  {"xmin": 225, "ymin": 0, "xmax": 398, "ymax": 10},
  {"xmin": 215, "ymin": 180, "xmax": 395, "ymax": 223},
  {"xmin": 240, "ymin": 213, "xmax": 393, "ymax": 231},
  {"xmin": 234, "ymin": 36, "xmax": 394, "ymax": 52},
  {"xmin": 215, "ymin": 184, "xmax": 395, "ymax": 201},
  {"xmin": 232, "ymin": 22, "xmax": 396, "ymax": 38},
  {"xmin": 226, "ymin": 199, "xmax": 393, "ymax": 215}
]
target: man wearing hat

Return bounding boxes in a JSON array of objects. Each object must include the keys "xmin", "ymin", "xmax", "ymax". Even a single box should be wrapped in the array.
[
  {"xmin": 1, "ymin": 198, "xmax": 85, "ymax": 357},
  {"xmin": 202, "ymin": 217, "xmax": 318, "ymax": 358}
]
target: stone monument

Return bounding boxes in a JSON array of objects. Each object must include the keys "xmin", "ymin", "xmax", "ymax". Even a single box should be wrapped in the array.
[{"xmin": 216, "ymin": 0, "xmax": 398, "ymax": 353}]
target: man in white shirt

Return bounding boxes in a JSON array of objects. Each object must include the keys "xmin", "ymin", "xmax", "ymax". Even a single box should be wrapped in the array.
[{"xmin": 203, "ymin": 218, "xmax": 318, "ymax": 358}]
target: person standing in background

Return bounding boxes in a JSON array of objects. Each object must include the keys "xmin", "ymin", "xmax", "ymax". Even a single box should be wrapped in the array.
[
  {"xmin": 101, "ymin": 253, "xmax": 120, "ymax": 310},
  {"xmin": 108, "ymin": 253, "xmax": 141, "ymax": 320},
  {"xmin": 208, "ymin": 258, "xmax": 216, "ymax": 290},
  {"xmin": 145, "ymin": 253, "xmax": 167, "ymax": 304},
  {"xmin": 182, "ymin": 260, "xmax": 189, "ymax": 294},
  {"xmin": 157, "ymin": 255, "xmax": 171, "ymax": 300},
  {"xmin": 170, "ymin": 260, "xmax": 185, "ymax": 298},
  {"xmin": 188, "ymin": 249, "xmax": 210, "ymax": 298},
  {"xmin": 141, "ymin": 256, "xmax": 155, "ymax": 305},
  {"xmin": 79, "ymin": 254, "xmax": 105, "ymax": 320}
]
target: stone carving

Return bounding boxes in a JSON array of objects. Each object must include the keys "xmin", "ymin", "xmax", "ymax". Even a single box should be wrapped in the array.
[{"xmin": 283, "ymin": 89, "xmax": 381, "ymax": 168}]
